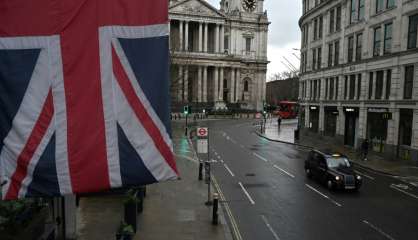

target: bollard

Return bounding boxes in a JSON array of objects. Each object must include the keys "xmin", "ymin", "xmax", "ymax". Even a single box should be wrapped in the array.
[
  {"xmin": 212, "ymin": 193, "xmax": 219, "ymax": 225},
  {"xmin": 198, "ymin": 162, "xmax": 203, "ymax": 181}
]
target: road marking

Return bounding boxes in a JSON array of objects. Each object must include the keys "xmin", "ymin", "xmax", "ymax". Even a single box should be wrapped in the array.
[
  {"xmin": 212, "ymin": 177, "xmax": 243, "ymax": 240},
  {"xmin": 217, "ymin": 155, "xmax": 221, "ymax": 159},
  {"xmin": 273, "ymin": 165, "xmax": 295, "ymax": 178},
  {"xmin": 390, "ymin": 184, "xmax": 418, "ymax": 200},
  {"xmin": 261, "ymin": 215, "xmax": 281, "ymax": 240},
  {"xmin": 253, "ymin": 153, "xmax": 268, "ymax": 162},
  {"xmin": 224, "ymin": 164, "xmax": 235, "ymax": 177},
  {"xmin": 240, "ymin": 144, "xmax": 245, "ymax": 148},
  {"xmin": 355, "ymin": 170, "xmax": 375, "ymax": 180},
  {"xmin": 362, "ymin": 220, "xmax": 395, "ymax": 240},
  {"xmin": 238, "ymin": 182, "xmax": 255, "ymax": 205},
  {"xmin": 305, "ymin": 184, "xmax": 342, "ymax": 207}
]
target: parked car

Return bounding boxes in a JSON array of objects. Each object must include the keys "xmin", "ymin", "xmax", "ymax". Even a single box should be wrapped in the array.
[{"xmin": 304, "ymin": 150, "xmax": 362, "ymax": 191}]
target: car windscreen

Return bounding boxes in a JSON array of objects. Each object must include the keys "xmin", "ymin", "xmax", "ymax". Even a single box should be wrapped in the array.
[{"xmin": 326, "ymin": 157, "xmax": 350, "ymax": 168}]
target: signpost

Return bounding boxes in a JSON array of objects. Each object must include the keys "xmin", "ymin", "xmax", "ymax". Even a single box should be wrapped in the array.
[{"xmin": 197, "ymin": 127, "xmax": 211, "ymax": 205}]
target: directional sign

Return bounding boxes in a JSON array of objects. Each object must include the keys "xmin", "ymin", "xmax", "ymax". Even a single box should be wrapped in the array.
[
  {"xmin": 197, "ymin": 127, "xmax": 208, "ymax": 137},
  {"xmin": 197, "ymin": 139, "xmax": 208, "ymax": 154}
]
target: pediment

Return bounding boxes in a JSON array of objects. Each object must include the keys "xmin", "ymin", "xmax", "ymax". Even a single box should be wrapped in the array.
[{"xmin": 170, "ymin": 0, "xmax": 226, "ymax": 18}]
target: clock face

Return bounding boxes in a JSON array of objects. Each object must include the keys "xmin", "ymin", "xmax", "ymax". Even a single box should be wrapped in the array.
[{"xmin": 242, "ymin": 0, "xmax": 257, "ymax": 12}]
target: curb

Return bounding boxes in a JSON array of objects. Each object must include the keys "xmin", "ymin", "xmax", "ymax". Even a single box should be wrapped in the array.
[{"xmin": 253, "ymin": 130, "xmax": 414, "ymax": 178}]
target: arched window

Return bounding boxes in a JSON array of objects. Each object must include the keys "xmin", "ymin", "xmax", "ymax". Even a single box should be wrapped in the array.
[{"xmin": 244, "ymin": 80, "xmax": 249, "ymax": 92}]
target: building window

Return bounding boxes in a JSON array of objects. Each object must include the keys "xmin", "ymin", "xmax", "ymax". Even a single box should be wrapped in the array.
[
  {"xmin": 373, "ymin": 27, "xmax": 381, "ymax": 56},
  {"xmin": 349, "ymin": 75, "xmax": 356, "ymax": 99},
  {"xmin": 313, "ymin": 80, "xmax": 318, "ymax": 100},
  {"xmin": 314, "ymin": 18, "xmax": 318, "ymax": 40},
  {"xmin": 386, "ymin": 69, "xmax": 391, "ymax": 99},
  {"xmin": 399, "ymin": 109, "xmax": 413, "ymax": 146},
  {"xmin": 336, "ymin": 77, "xmax": 339, "ymax": 98},
  {"xmin": 244, "ymin": 80, "xmax": 249, "ymax": 92},
  {"xmin": 330, "ymin": 78, "xmax": 334, "ymax": 100},
  {"xmin": 317, "ymin": 47, "xmax": 322, "ymax": 70},
  {"xmin": 319, "ymin": 16, "xmax": 323, "ymax": 39},
  {"xmin": 245, "ymin": 38, "xmax": 251, "ymax": 52},
  {"xmin": 357, "ymin": 74, "xmax": 362, "ymax": 99},
  {"xmin": 336, "ymin": 6, "xmax": 341, "ymax": 30},
  {"xmin": 384, "ymin": 22, "xmax": 392, "ymax": 54},
  {"xmin": 376, "ymin": 0, "xmax": 384, "ymax": 13},
  {"xmin": 348, "ymin": 36, "xmax": 354, "ymax": 63},
  {"xmin": 404, "ymin": 65, "xmax": 414, "ymax": 99},
  {"xmin": 368, "ymin": 73, "xmax": 374, "ymax": 100},
  {"xmin": 334, "ymin": 41, "xmax": 340, "ymax": 65},
  {"xmin": 344, "ymin": 76, "xmax": 348, "ymax": 99},
  {"xmin": 358, "ymin": 0, "xmax": 365, "ymax": 20},
  {"xmin": 328, "ymin": 43, "xmax": 333, "ymax": 67},
  {"xmin": 350, "ymin": 0, "xmax": 357, "ymax": 23},
  {"xmin": 375, "ymin": 71, "xmax": 384, "ymax": 99},
  {"xmin": 330, "ymin": 9, "xmax": 335, "ymax": 33},
  {"xmin": 224, "ymin": 36, "xmax": 229, "ymax": 50},
  {"xmin": 356, "ymin": 33, "xmax": 362, "ymax": 61},
  {"xmin": 387, "ymin": 0, "xmax": 395, "ymax": 8},
  {"xmin": 312, "ymin": 48, "xmax": 317, "ymax": 70},
  {"xmin": 407, "ymin": 14, "xmax": 418, "ymax": 49}
]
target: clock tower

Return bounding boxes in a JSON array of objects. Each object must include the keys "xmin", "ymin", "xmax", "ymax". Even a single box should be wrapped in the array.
[{"xmin": 221, "ymin": 0, "xmax": 264, "ymax": 14}]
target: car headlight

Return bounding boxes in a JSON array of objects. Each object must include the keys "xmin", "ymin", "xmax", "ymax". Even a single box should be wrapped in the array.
[
  {"xmin": 356, "ymin": 175, "xmax": 362, "ymax": 180},
  {"xmin": 335, "ymin": 176, "xmax": 340, "ymax": 181}
]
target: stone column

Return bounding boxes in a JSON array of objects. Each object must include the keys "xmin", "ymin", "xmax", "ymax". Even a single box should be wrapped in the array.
[
  {"xmin": 319, "ymin": 105, "xmax": 325, "ymax": 134},
  {"xmin": 184, "ymin": 66, "xmax": 189, "ymax": 102},
  {"xmin": 354, "ymin": 75, "xmax": 359, "ymax": 100},
  {"xmin": 178, "ymin": 65, "xmax": 183, "ymax": 101},
  {"xmin": 334, "ymin": 77, "xmax": 338, "ymax": 100},
  {"xmin": 346, "ymin": 77, "xmax": 350, "ymax": 100},
  {"xmin": 204, "ymin": 23, "xmax": 208, "ymax": 52},
  {"xmin": 230, "ymin": 68, "xmax": 235, "ymax": 102},
  {"xmin": 305, "ymin": 106, "xmax": 310, "ymax": 128},
  {"xmin": 198, "ymin": 66, "xmax": 202, "ymax": 102},
  {"xmin": 358, "ymin": 107, "xmax": 368, "ymax": 140},
  {"xmin": 185, "ymin": 21, "xmax": 189, "ymax": 52},
  {"xmin": 215, "ymin": 24, "xmax": 220, "ymax": 53},
  {"xmin": 214, "ymin": 67, "xmax": 219, "ymax": 101},
  {"xmin": 219, "ymin": 67, "xmax": 224, "ymax": 101},
  {"xmin": 382, "ymin": 70, "xmax": 387, "ymax": 100},
  {"xmin": 220, "ymin": 24, "xmax": 225, "ymax": 53},
  {"xmin": 198, "ymin": 22, "xmax": 203, "ymax": 52},
  {"xmin": 179, "ymin": 20, "xmax": 184, "ymax": 51},
  {"xmin": 236, "ymin": 68, "xmax": 241, "ymax": 102},
  {"xmin": 230, "ymin": 28, "xmax": 235, "ymax": 54},
  {"xmin": 203, "ymin": 66, "xmax": 208, "ymax": 102}
]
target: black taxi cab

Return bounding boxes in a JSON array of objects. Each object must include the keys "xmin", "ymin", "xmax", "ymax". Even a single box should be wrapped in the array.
[{"xmin": 304, "ymin": 150, "xmax": 362, "ymax": 191}]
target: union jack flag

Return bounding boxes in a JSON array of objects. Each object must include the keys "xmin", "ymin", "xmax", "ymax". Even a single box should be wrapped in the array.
[{"xmin": 0, "ymin": 0, "xmax": 178, "ymax": 200}]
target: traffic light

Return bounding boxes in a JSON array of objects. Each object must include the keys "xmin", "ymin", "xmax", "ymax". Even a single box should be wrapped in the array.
[
  {"xmin": 183, "ymin": 106, "xmax": 189, "ymax": 115},
  {"xmin": 263, "ymin": 105, "xmax": 267, "ymax": 115}
]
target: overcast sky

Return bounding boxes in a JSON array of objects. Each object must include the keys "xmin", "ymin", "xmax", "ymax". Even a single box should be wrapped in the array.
[{"xmin": 206, "ymin": 0, "xmax": 302, "ymax": 80}]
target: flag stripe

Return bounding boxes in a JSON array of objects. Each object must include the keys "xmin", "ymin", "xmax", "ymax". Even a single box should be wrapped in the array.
[
  {"xmin": 5, "ymin": 90, "xmax": 54, "ymax": 200},
  {"xmin": 112, "ymin": 46, "xmax": 178, "ymax": 175}
]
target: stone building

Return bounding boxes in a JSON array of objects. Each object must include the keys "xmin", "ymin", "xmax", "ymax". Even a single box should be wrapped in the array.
[
  {"xmin": 169, "ymin": 0, "xmax": 269, "ymax": 111},
  {"xmin": 266, "ymin": 77, "xmax": 299, "ymax": 105},
  {"xmin": 298, "ymin": 0, "xmax": 418, "ymax": 163}
]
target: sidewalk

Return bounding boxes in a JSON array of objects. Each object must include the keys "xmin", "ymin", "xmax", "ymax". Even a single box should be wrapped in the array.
[
  {"xmin": 259, "ymin": 119, "xmax": 418, "ymax": 183},
  {"xmin": 76, "ymin": 123, "xmax": 232, "ymax": 240}
]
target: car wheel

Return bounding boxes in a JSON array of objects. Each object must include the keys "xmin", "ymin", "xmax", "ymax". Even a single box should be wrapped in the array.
[
  {"xmin": 305, "ymin": 168, "xmax": 312, "ymax": 178},
  {"xmin": 327, "ymin": 180, "xmax": 333, "ymax": 190}
]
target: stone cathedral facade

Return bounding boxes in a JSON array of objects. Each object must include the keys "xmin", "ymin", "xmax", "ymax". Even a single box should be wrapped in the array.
[{"xmin": 169, "ymin": 0, "xmax": 269, "ymax": 111}]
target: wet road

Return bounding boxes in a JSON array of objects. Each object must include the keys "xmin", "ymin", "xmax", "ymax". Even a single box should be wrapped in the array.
[{"xmin": 199, "ymin": 119, "xmax": 418, "ymax": 240}]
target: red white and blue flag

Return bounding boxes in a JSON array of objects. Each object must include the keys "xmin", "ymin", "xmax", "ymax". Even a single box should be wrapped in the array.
[{"xmin": 0, "ymin": 0, "xmax": 178, "ymax": 200}]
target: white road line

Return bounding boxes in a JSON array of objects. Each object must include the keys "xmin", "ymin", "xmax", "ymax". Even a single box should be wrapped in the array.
[
  {"xmin": 253, "ymin": 153, "xmax": 268, "ymax": 162},
  {"xmin": 240, "ymin": 144, "xmax": 245, "ymax": 148},
  {"xmin": 390, "ymin": 184, "xmax": 418, "ymax": 200},
  {"xmin": 355, "ymin": 170, "xmax": 375, "ymax": 180},
  {"xmin": 238, "ymin": 182, "xmax": 255, "ymax": 205},
  {"xmin": 224, "ymin": 164, "xmax": 235, "ymax": 177},
  {"xmin": 273, "ymin": 165, "xmax": 295, "ymax": 178},
  {"xmin": 305, "ymin": 184, "xmax": 342, "ymax": 207},
  {"xmin": 217, "ymin": 155, "xmax": 221, "ymax": 159},
  {"xmin": 362, "ymin": 220, "xmax": 395, "ymax": 240},
  {"xmin": 261, "ymin": 215, "xmax": 281, "ymax": 240}
]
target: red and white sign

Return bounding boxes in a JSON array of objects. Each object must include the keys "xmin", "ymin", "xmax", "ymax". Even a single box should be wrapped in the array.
[
  {"xmin": 256, "ymin": 113, "xmax": 262, "ymax": 119},
  {"xmin": 197, "ymin": 127, "xmax": 208, "ymax": 137}
]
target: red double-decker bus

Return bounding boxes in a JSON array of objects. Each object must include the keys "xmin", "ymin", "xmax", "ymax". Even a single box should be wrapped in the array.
[{"xmin": 274, "ymin": 101, "xmax": 298, "ymax": 119}]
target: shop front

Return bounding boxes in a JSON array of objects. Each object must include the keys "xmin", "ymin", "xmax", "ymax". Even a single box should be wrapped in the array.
[
  {"xmin": 367, "ymin": 108, "xmax": 390, "ymax": 153},
  {"xmin": 344, "ymin": 107, "xmax": 359, "ymax": 147},
  {"xmin": 309, "ymin": 106, "xmax": 319, "ymax": 133},
  {"xmin": 398, "ymin": 109, "xmax": 413, "ymax": 160},
  {"xmin": 324, "ymin": 106, "xmax": 338, "ymax": 137}
]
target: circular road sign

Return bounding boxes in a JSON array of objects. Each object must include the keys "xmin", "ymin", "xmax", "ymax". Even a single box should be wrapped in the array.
[{"xmin": 197, "ymin": 127, "xmax": 208, "ymax": 137}]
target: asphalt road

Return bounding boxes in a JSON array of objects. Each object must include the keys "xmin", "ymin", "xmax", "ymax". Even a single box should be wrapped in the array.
[{"xmin": 196, "ymin": 119, "xmax": 418, "ymax": 240}]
